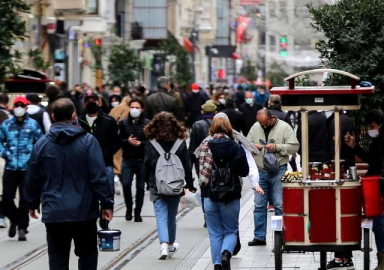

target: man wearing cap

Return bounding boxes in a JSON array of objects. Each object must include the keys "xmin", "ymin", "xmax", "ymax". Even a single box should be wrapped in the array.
[
  {"xmin": 26, "ymin": 93, "xmax": 52, "ymax": 134},
  {"xmin": 0, "ymin": 96, "xmax": 42, "ymax": 240},
  {"xmin": 186, "ymin": 83, "xmax": 208, "ymax": 127},
  {"xmin": 79, "ymin": 92, "xmax": 120, "ymax": 229}
]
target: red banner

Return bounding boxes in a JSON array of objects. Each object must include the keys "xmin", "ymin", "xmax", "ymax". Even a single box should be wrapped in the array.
[{"xmin": 240, "ymin": 0, "xmax": 263, "ymax": 5}]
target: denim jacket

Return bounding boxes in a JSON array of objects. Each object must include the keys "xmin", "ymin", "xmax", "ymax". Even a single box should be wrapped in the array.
[{"xmin": 0, "ymin": 115, "xmax": 42, "ymax": 171}]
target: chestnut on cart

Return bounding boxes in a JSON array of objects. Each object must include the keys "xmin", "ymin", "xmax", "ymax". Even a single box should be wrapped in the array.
[{"xmin": 269, "ymin": 69, "xmax": 374, "ymax": 270}]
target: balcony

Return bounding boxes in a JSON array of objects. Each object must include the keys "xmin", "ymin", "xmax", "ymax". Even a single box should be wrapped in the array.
[{"xmin": 52, "ymin": 0, "xmax": 97, "ymax": 14}]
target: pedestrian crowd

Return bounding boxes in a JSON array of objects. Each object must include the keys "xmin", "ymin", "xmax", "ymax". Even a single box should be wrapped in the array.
[{"xmin": 0, "ymin": 76, "xmax": 382, "ymax": 270}]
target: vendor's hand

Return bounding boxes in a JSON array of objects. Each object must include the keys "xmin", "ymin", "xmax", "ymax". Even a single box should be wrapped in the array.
[
  {"xmin": 128, "ymin": 135, "xmax": 138, "ymax": 145},
  {"xmin": 131, "ymin": 139, "xmax": 141, "ymax": 147},
  {"xmin": 344, "ymin": 132, "xmax": 357, "ymax": 149},
  {"xmin": 255, "ymin": 185, "xmax": 264, "ymax": 195},
  {"xmin": 265, "ymin": 143, "xmax": 276, "ymax": 152},
  {"xmin": 255, "ymin": 144, "xmax": 263, "ymax": 151},
  {"xmin": 29, "ymin": 208, "xmax": 40, "ymax": 219},
  {"xmin": 102, "ymin": 209, "xmax": 113, "ymax": 221}
]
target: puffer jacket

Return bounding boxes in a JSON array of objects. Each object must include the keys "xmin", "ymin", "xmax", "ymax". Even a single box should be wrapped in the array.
[
  {"xmin": 0, "ymin": 115, "xmax": 42, "ymax": 171},
  {"xmin": 200, "ymin": 137, "xmax": 249, "ymax": 199},
  {"xmin": 24, "ymin": 123, "xmax": 114, "ymax": 223},
  {"xmin": 119, "ymin": 114, "xmax": 150, "ymax": 160}
]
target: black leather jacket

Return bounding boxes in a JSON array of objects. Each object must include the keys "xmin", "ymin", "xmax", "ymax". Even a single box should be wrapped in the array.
[{"xmin": 189, "ymin": 118, "xmax": 212, "ymax": 161}]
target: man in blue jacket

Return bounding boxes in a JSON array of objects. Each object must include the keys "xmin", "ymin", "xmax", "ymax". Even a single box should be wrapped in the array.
[
  {"xmin": 0, "ymin": 96, "xmax": 42, "ymax": 241},
  {"xmin": 25, "ymin": 98, "xmax": 114, "ymax": 270}
]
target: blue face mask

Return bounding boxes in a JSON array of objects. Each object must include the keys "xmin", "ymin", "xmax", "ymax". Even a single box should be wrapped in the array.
[{"xmin": 245, "ymin": 98, "xmax": 253, "ymax": 105}]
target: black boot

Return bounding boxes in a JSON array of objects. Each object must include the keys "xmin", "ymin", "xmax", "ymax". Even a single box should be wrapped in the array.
[
  {"xmin": 221, "ymin": 250, "xmax": 231, "ymax": 270},
  {"xmin": 125, "ymin": 208, "xmax": 132, "ymax": 221},
  {"xmin": 214, "ymin": 264, "xmax": 222, "ymax": 270},
  {"xmin": 134, "ymin": 209, "xmax": 142, "ymax": 222}
]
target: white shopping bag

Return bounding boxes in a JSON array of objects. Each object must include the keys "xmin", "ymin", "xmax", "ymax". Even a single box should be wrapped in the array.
[{"xmin": 180, "ymin": 189, "xmax": 201, "ymax": 208}]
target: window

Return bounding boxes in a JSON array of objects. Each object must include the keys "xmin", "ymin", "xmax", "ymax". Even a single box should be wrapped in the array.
[
  {"xmin": 86, "ymin": 0, "xmax": 98, "ymax": 14},
  {"xmin": 279, "ymin": 1, "xmax": 288, "ymax": 21}
]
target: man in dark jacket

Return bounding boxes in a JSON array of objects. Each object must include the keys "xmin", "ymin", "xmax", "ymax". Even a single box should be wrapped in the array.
[
  {"xmin": 239, "ymin": 91, "xmax": 263, "ymax": 136},
  {"xmin": 186, "ymin": 83, "xmax": 208, "ymax": 127},
  {"xmin": 119, "ymin": 97, "xmax": 150, "ymax": 222},
  {"xmin": 267, "ymin": 95, "xmax": 292, "ymax": 127},
  {"xmin": 25, "ymin": 98, "xmax": 114, "ymax": 270},
  {"xmin": 189, "ymin": 101, "xmax": 216, "ymax": 175},
  {"xmin": 330, "ymin": 110, "xmax": 384, "ymax": 270},
  {"xmin": 297, "ymin": 111, "xmax": 328, "ymax": 162},
  {"xmin": 145, "ymin": 77, "xmax": 178, "ymax": 120},
  {"xmin": 79, "ymin": 92, "xmax": 120, "ymax": 228},
  {"xmin": 222, "ymin": 98, "xmax": 247, "ymax": 134}
]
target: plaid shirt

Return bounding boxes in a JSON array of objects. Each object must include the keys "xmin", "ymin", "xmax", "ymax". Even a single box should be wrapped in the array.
[{"xmin": 198, "ymin": 133, "xmax": 226, "ymax": 186}]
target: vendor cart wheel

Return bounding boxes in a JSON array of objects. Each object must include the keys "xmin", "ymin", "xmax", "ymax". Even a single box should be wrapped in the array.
[
  {"xmin": 364, "ymin": 228, "xmax": 370, "ymax": 270},
  {"xmin": 274, "ymin": 231, "xmax": 283, "ymax": 270}
]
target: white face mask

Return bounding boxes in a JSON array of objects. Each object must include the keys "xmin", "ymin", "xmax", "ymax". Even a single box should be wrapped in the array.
[
  {"xmin": 368, "ymin": 129, "xmax": 380, "ymax": 138},
  {"xmin": 111, "ymin": 101, "xmax": 119, "ymax": 108},
  {"xmin": 130, "ymin": 108, "xmax": 141, "ymax": 118},
  {"xmin": 14, "ymin": 107, "xmax": 26, "ymax": 117},
  {"xmin": 192, "ymin": 89, "xmax": 199, "ymax": 93},
  {"xmin": 219, "ymin": 99, "xmax": 226, "ymax": 105}
]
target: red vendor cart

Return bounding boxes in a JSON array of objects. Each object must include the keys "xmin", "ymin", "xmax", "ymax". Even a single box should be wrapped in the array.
[{"xmin": 270, "ymin": 69, "xmax": 375, "ymax": 270}]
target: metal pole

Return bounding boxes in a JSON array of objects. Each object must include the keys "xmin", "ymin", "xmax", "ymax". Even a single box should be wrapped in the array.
[
  {"xmin": 191, "ymin": 31, "xmax": 196, "ymax": 82},
  {"xmin": 334, "ymin": 110, "xmax": 341, "ymax": 179},
  {"xmin": 301, "ymin": 111, "xmax": 309, "ymax": 179},
  {"xmin": 208, "ymin": 46, "xmax": 212, "ymax": 83}
]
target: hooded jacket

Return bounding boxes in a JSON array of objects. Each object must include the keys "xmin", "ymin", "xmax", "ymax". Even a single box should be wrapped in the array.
[
  {"xmin": 24, "ymin": 123, "xmax": 114, "ymax": 223},
  {"xmin": 0, "ymin": 115, "xmax": 42, "ymax": 171},
  {"xmin": 201, "ymin": 137, "xmax": 249, "ymax": 199},
  {"xmin": 79, "ymin": 109, "xmax": 120, "ymax": 167}
]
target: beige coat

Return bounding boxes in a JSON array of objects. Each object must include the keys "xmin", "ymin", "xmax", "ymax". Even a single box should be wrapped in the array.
[
  {"xmin": 247, "ymin": 117, "xmax": 299, "ymax": 172},
  {"xmin": 109, "ymin": 96, "xmax": 131, "ymax": 174}
]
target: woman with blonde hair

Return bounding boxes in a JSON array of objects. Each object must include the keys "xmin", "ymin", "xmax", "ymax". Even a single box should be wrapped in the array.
[
  {"xmin": 144, "ymin": 112, "xmax": 196, "ymax": 259},
  {"xmin": 199, "ymin": 113, "xmax": 249, "ymax": 270}
]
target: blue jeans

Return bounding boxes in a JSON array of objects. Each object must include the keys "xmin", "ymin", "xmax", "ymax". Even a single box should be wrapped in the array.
[
  {"xmin": 253, "ymin": 165, "xmax": 287, "ymax": 241},
  {"xmin": 373, "ymin": 214, "xmax": 384, "ymax": 253},
  {"xmin": 204, "ymin": 198, "xmax": 240, "ymax": 264},
  {"xmin": 153, "ymin": 196, "xmax": 180, "ymax": 244},
  {"xmin": 121, "ymin": 159, "xmax": 145, "ymax": 214}
]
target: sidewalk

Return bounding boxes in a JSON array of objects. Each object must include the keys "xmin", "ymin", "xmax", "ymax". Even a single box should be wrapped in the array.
[{"xmin": 190, "ymin": 194, "xmax": 378, "ymax": 270}]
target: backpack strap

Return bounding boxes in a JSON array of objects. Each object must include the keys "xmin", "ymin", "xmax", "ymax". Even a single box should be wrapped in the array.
[
  {"xmin": 150, "ymin": 139, "xmax": 166, "ymax": 155},
  {"xmin": 170, "ymin": 139, "xmax": 183, "ymax": 154}
]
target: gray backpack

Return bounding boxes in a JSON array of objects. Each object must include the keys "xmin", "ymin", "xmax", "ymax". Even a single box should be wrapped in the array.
[{"xmin": 150, "ymin": 139, "xmax": 186, "ymax": 196}]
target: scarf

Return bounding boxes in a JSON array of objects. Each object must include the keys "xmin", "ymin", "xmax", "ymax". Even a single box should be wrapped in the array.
[{"xmin": 198, "ymin": 133, "xmax": 226, "ymax": 186}]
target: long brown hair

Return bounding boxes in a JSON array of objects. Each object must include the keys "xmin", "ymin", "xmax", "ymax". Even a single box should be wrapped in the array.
[
  {"xmin": 209, "ymin": 117, "xmax": 234, "ymax": 139},
  {"xmin": 144, "ymin": 112, "xmax": 187, "ymax": 142}
]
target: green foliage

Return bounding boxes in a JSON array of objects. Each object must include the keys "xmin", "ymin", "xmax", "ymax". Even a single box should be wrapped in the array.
[
  {"xmin": 27, "ymin": 49, "xmax": 50, "ymax": 71},
  {"xmin": 160, "ymin": 35, "xmax": 192, "ymax": 90},
  {"xmin": 295, "ymin": 74, "xmax": 318, "ymax": 87},
  {"xmin": 0, "ymin": 0, "xmax": 30, "ymax": 81},
  {"xmin": 308, "ymin": 0, "xmax": 384, "ymax": 149},
  {"xmin": 88, "ymin": 38, "xmax": 104, "ymax": 72},
  {"xmin": 268, "ymin": 62, "xmax": 288, "ymax": 87},
  {"xmin": 241, "ymin": 60, "xmax": 257, "ymax": 81},
  {"xmin": 308, "ymin": 0, "xmax": 384, "ymax": 112},
  {"xmin": 107, "ymin": 38, "xmax": 142, "ymax": 93}
]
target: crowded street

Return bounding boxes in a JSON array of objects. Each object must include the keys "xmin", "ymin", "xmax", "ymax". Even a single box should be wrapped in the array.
[{"xmin": 1, "ymin": 0, "xmax": 384, "ymax": 270}]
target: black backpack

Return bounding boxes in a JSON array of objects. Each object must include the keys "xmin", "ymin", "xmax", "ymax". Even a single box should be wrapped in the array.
[{"xmin": 209, "ymin": 162, "xmax": 236, "ymax": 202}]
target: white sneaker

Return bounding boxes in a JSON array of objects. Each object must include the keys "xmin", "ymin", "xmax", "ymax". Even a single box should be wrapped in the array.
[
  {"xmin": 0, "ymin": 218, "xmax": 6, "ymax": 228},
  {"xmin": 168, "ymin": 243, "xmax": 179, "ymax": 258},
  {"xmin": 159, "ymin": 244, "xmax": 168, "ymax": 260}
]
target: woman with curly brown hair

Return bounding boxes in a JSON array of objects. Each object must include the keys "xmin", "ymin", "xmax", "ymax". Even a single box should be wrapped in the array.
[{"xmin": 144, "ymin": 112, "xmax": 196, "ymax": 260}]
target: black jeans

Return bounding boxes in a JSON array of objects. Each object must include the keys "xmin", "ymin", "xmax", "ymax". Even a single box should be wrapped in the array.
[
  {"xmin": 121, "ymin": 159, "xmax": 145, "ymax": 215},
  {"xmin": 45, "ymin": 220, "xmax": 98, "ymax": 270},
  {"xmin": 2, "ymin": 169, "xmax": 28, "ymax": 230}
]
